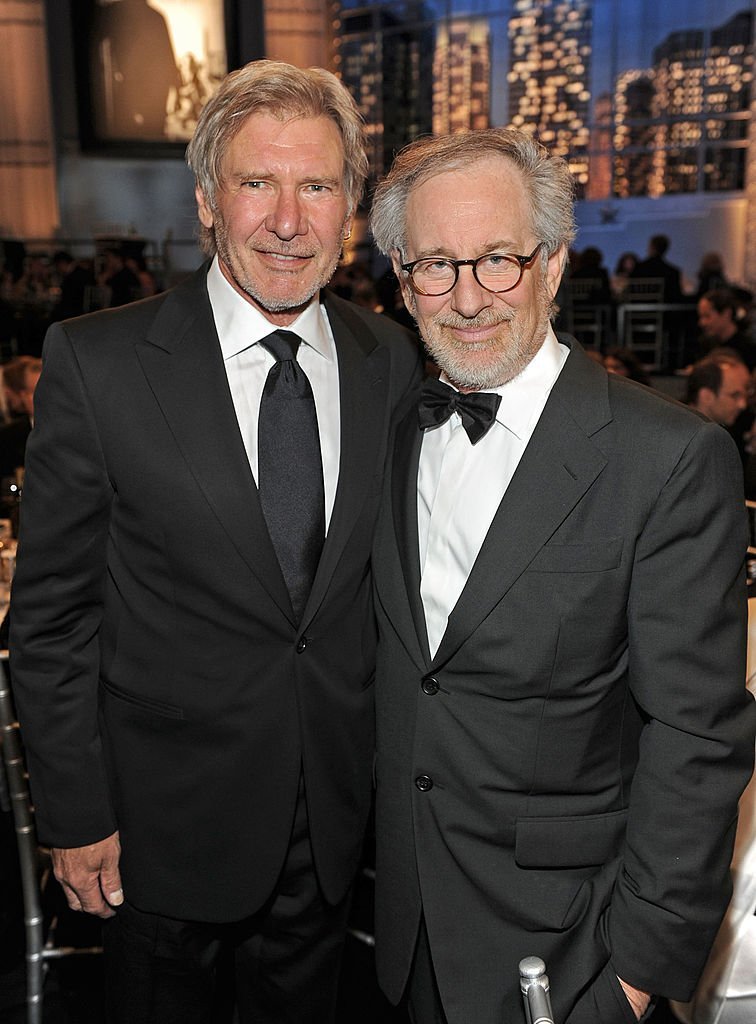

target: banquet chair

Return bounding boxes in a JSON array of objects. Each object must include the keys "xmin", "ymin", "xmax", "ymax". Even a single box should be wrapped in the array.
[
  {"xmin": 620, "ymin": 278, "xmax": 666, "ymax": 369},
  {"xmin": 0, "ymin": 652, "xmax": 101, "ymax": 1024},
  {"xmin": 568, "ymin": 277, "xmax": 613, "ymax": 351}
]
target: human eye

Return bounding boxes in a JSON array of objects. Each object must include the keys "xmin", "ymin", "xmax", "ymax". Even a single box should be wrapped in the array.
[
  {"xmin": 241, "ymin": 180, "xmax": 266, "ymax": 191},
  {"xmin": 480, "ymin": 252, "xmax": 515, "ymax": 270},
  {"xmin": 303, "ymin": 182, "xmax": 335, "ymax": 196},
  {"xmin": 419, "ymin": 258, "xmax": 453, "ymax": 278}
]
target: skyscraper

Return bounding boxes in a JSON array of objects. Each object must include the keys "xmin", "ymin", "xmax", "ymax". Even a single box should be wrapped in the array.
[
  {"xmin": 614, "ymin": 8, "xmax": 753, "ymax": 196},
  {"xmin": 335, "ymin": 1, "xmax": 434, "ymax": 183},
  {"xmin": 507, "ymin": 0, "xmax": 592, "ymax": 197},
  {"xmin": 433, "ymin": 19, "xmax": 491, "ymax": 135}
]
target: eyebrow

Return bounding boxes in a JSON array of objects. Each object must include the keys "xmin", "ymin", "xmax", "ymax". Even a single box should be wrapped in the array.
[
  {"xmin": 411, "ymin": 242, "xmax": 522, "ymax": 260},
  {"xmin": 226, "ymin": 170, "xmax": 343, "ymax": 188}
]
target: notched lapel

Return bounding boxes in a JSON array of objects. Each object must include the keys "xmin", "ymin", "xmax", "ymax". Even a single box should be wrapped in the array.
[
  {"xmin": 434, "ymin": 346, "xmax": 611, "ymax": 666},
  {"xmin": 301, "ymin": 298, "xmax": 390, "ymax": 623},
  {"xmin": 135, "ymin": 275, "xmax": 293, "ymax": 621},
  {"xmin": 383, "ymin": 406, "xmax": 430, "ymax": 668}
]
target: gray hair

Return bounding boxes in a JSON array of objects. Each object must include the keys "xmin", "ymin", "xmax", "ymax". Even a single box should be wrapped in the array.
[
  {"xmin": 370, "ymin": 128, "xmax": 576, "ymax": 262},
  {"xmin": 186, "ymin": 60, "xmax": 368, "ymax": 257}
]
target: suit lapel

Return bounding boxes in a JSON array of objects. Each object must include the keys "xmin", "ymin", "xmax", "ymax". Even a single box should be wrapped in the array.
[
  {"xmin": 298, "ymin": 294, "xmax": 393, "ymax": 625},
  {"xmin": 388, "ymin": 404, "xmax": 431, "ymax": 667},
  {"xmin": 433, "ymin": 341, "xmax": 612, "ymax": 666},
  {"xmin": 135, "ymin": 267, "xmax": 293, "ymax": 621}
]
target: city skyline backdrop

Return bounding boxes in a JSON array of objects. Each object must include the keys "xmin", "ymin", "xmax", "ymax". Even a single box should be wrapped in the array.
[{"xmin": 333, "ymin": 0, "xmax": 753, "ymax": 199}]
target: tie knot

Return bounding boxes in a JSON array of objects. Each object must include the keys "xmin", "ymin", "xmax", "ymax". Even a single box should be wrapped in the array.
[{"xmin": 261, "ymin": 330, "xmax": 301, "ymax": 363}]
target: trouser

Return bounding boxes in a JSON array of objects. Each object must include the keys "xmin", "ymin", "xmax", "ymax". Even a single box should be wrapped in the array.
[
  {"xmin": 406, "ymin": 917, "xmax": 449, "ymax": 1024},
  {"xmin": 102, "ymin": 782, "xmax": 352, "ymax": 1024}
]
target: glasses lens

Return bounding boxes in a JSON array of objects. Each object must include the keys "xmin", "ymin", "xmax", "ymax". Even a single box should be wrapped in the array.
[
  {"xmin": 475, "ymin": 254, "xmax": 521, "ymax": 292},
  {"xmin": 411, "ymin": 259, "xmax": 456, "ymax": 295}
]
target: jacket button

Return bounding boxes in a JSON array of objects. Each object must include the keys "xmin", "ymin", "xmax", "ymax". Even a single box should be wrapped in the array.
[
  {"xmin": 421, "ymin": 676, "xmax": 439, "ymax": 695},
  {"xmin": 296, "ymin": 637, "xmax": 308, "ymax": 654},
  {"xmin": 415, "ymin": 775, "xmax": 433, "ymax": 792}
]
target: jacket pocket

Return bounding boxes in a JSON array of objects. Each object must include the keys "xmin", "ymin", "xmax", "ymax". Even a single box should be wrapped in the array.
[
  {"xmin": 515, "ymin": 808, "xmax": 628, "ymax": 867},
  {"xmin": 528, "ymin": 538, "xmax": 623, "ymax": 573},
  {"xmin": 101, "ymin": 679, "xmax": 184, "ymax": 720}
]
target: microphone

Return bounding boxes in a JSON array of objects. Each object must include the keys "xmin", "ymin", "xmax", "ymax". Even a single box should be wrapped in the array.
[{"xmin": 519, "ymin": 956, "xmax": 556, "ymax": 1024}]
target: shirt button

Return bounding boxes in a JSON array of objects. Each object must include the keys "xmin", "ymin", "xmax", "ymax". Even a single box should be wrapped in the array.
[
  {"xmin": 296, "ymin": 637, "xmax": 308, "ymax": 654},
  {"xmin": 421, "ymin": 676, "xmax": 440, "ymax": 695},
  {"xmin": 415, "ymin": 775, "xmax": 433, "ymax": 792}
]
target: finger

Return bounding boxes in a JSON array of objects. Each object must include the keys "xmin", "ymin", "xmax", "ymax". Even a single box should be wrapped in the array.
[
  {"xmin": 100, "ymin": 866, "xmax": 124, "ymax": 907},
  {"xmin": 105, "ymin": 885, "xmax": 124, "ymax": 907},
  {"xmin": 59, "ymin": 880, "xmax": 83, "ymax": 913},
  {"xmin": 78, "ymin": 887, "xmax": 116, "ymax": 919},
  {"xmin": 74, "ymin": 873, "xmax": 116, "ymax": 918}
]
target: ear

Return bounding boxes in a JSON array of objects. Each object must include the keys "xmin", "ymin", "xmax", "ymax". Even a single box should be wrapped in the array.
[
  {"xmin": 391, "ymin": 250, "xmax": 414, "ymax": 311},
  {"xmin": 545, "ymin": 244, "xmax": 568, "ymax": 300},
  {"xmin": 697, "ymin": 387, "xmax": 716, "ymax": 410},
  {"xmin": 196, "ymin": 187, "xmax": 214, "ymax": 230}
]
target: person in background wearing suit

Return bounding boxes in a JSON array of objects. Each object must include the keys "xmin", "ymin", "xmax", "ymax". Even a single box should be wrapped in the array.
[
  {"xmin": 9, "ymin": 60, "xmax": 420, "ymax": 1024},
  {"xmin": 631, "ymin": 233, "xmax": 684, "ymax": 303},
  {"xmin": 369, "ymin": 128, "xmax": 755, "ymax": 1024}
]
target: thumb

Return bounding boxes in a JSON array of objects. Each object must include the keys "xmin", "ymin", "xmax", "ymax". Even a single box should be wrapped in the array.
[{"xmin": 100, "ymin": 862, "xmax": 124, "ymax": 907}]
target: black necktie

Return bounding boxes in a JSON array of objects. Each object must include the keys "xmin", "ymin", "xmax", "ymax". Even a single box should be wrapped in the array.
[
  {"xmin": 418, "ymin": 377, "xmax": 502, "ymax": 445},
  {"xmin": 258, "ymin": 330, "xmax": 325, "ymax": 621}
]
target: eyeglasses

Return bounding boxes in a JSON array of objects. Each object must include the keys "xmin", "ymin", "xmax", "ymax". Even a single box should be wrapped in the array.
[{"xmin": 400, "ymin": 243, "xmax": 544, "ymax": 297}]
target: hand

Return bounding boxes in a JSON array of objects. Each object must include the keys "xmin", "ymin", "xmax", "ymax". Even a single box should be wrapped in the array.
[
  {"xmin": 51, "ymin": 831, "xmax": 123, "ymax": 919},
  {"xmin": 617, "ymin": 977, "xmax": 652, "ymax": 1021}
]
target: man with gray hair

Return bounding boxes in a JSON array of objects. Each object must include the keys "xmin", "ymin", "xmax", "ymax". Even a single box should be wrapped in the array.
[
  {"xmin": 10, "ymin": 60, "xmax": 419, "ymax": 1022},
  {"xmin": 369, "ymin": 128, "xmax": 755, "ymax": 1024}
]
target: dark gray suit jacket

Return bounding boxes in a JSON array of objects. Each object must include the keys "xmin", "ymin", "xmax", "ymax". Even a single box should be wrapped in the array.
[
  {"xmin": 10, "ymin": 265, "xmax": 421, "ymax": 922},
  {"xmin": 373, "ymin": 338, "xmax": 755, "ymax": 1024}
]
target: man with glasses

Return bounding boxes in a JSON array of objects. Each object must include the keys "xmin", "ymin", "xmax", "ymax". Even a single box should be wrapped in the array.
[{"xmin": 369, "ymin": 129, "xmax": 755, "ymax": 1024}]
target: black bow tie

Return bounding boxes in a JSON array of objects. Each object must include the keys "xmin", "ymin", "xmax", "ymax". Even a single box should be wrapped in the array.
[{"xmin": 417, "ymin": 377, "xmax": 502, "ymax": 445}]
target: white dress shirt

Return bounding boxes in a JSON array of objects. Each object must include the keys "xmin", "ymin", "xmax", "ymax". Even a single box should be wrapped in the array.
[
  {"xmin": 206, "ymin": 256, "xmax": 341, "ymax": 529},
  {"xmin": 419, "ymin": 326, "xmax": 568, "ymax": 657}
]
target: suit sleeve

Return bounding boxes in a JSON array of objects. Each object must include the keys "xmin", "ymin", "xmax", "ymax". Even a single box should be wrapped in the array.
[
  {"xmin": 9, "ymin": 323, "xmax": 117, "ymax": 847},
  {"xmin": 609, "ymin": 419, "xmax": 756, "ymax": 1000}
]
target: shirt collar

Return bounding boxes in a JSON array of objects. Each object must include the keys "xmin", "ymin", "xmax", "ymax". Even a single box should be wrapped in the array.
[
  {"xmin": 440, "ymin": 324, "xmax": 568, "ymax": 441},
  {"xmin": 206, "ymin": 256, "xmax": 334, "ymax": 363}
]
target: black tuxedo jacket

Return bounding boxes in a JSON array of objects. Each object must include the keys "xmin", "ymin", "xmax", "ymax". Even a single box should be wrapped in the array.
[
  {"xmin": 10, "ymin": 265, "xmax": 421, "ymax": 922},
  {"xmin": 373, "ymin": 338, "xmax": 755, "ymax": 1024}
]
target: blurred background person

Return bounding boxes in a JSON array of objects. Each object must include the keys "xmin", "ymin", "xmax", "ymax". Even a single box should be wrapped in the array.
[
  {"xmin": 604, "ymin": 346, "xmax": 652, "ymax": 386},
  {"xmin": 611, "ymin": 250, "xmax": 639, "ymax": 300},
  {"xmin": 49, "ymin": 250, "xmax": 96, "ymax": 322},
  {"xmin": 632, "ymin": 233, "xmax": 683, "ymax": 302},
  {"xmin": 570, "ymin": 245, "xmax": 613, "ymax": 303},
  {"xmin": 698, "ymin": 288, "xmax": 756, "ymax": 371},
  {"xmin": 695, "ymin": 251, "xmax": 729, "ymax": 300},
  {"xmin": 98, "ymin": 246, "xmax": 141, "ymax": 307},
  {"xmin": 686, "ymin": 353, "xmax": 751, "ymax": 429},
  {"xmin": 0, "ymin": 355, "xmax": 41, "ymax": 477}
]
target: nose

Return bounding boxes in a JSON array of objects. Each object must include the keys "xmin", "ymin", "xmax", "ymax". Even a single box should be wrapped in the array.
[
  {"xmin": 265, "ymin": 189, "xmax": 307, "ymax": 240},
  {"xmin": 450, "ymin": 264, "xmax": 494, "ymax": 318}
]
